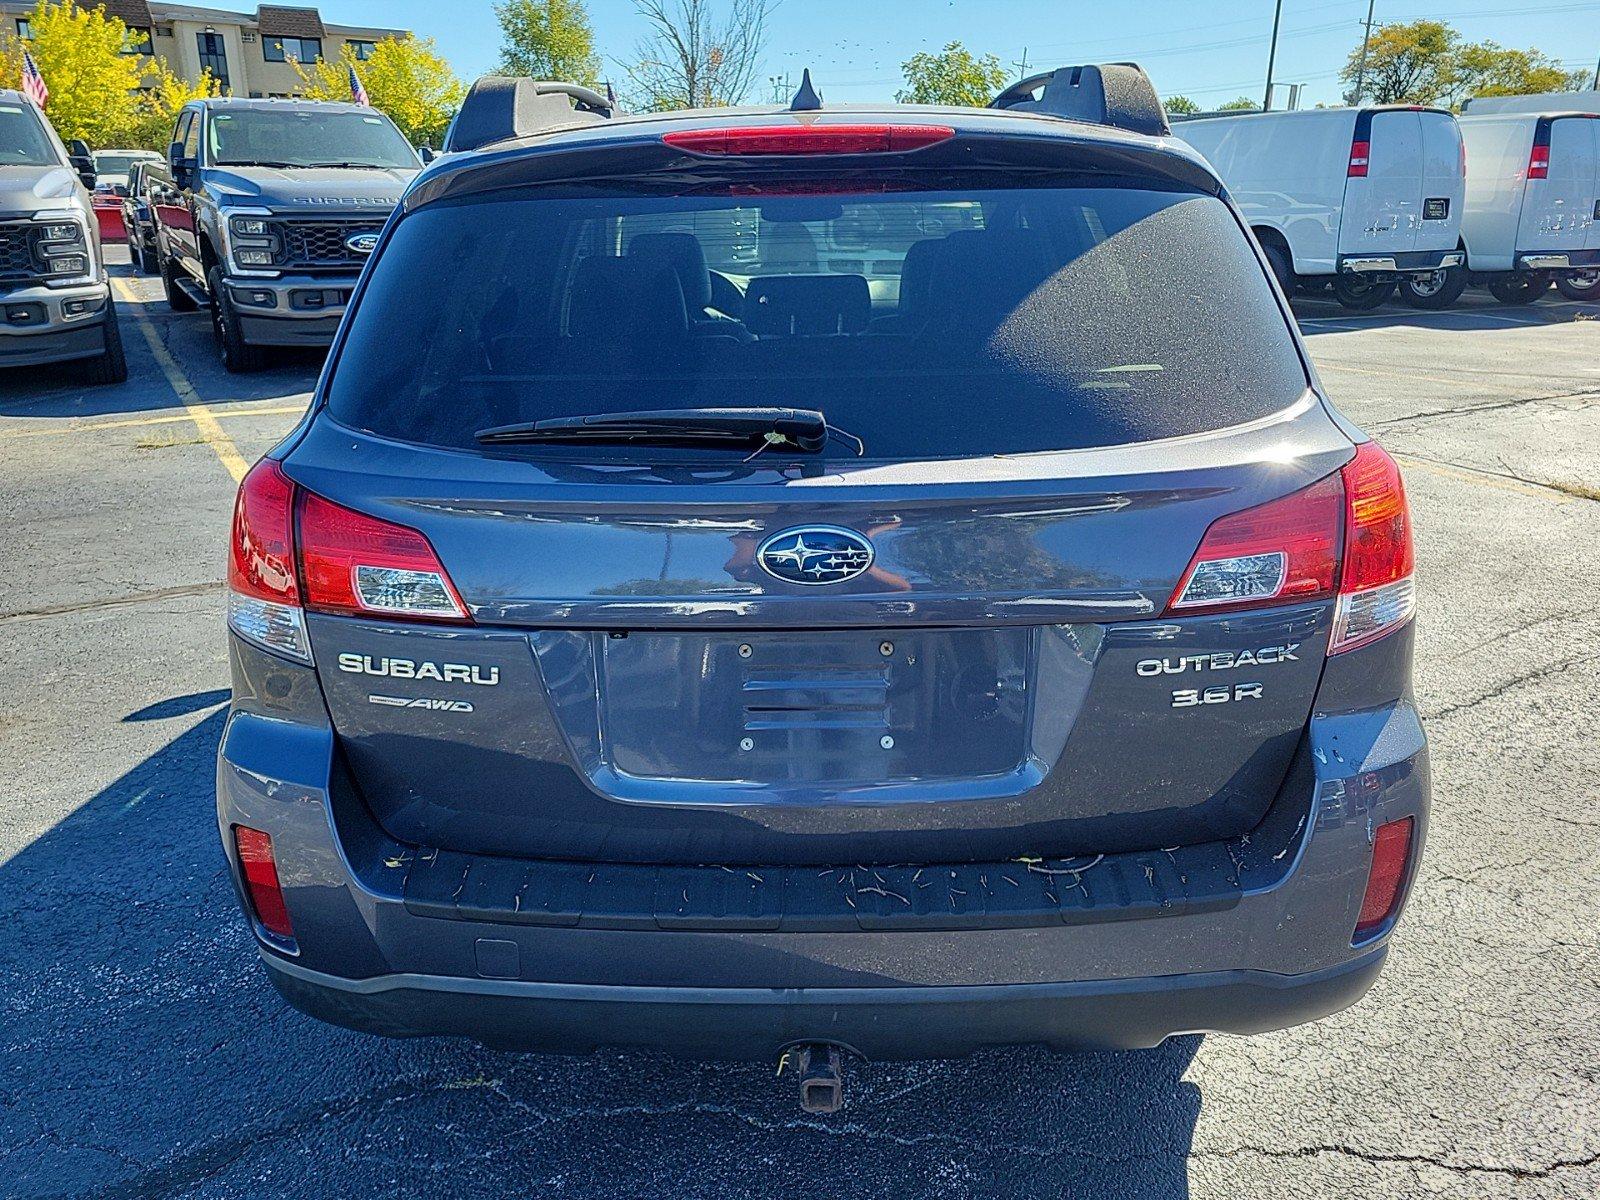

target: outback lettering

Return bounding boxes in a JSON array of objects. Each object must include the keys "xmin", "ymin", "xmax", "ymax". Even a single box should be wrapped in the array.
[{"xmin": 1136, "ymin": 644, "xmax": 1301, "ymax": 676}]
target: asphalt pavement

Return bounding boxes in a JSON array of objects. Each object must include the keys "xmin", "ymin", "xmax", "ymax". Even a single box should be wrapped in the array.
[{"xmin": 1, "ymin": 254, "xmax": 1597, "ymax": 1199}]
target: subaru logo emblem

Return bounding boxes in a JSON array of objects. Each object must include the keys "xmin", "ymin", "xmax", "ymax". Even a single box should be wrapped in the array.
[
  {"xmin": 757, "ymin": 526, "xmax": 874, "ymax": 586},
  {"xmin": 345, "ymin": 232, "xmax": 379, "ymax": 255}
]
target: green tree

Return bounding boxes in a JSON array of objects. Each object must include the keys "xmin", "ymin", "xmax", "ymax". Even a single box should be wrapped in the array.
[
  {"xmin": 494, "ymin": 0, "xmax": 600, "ymax": 85},
  {"xmin": 1217, "ymin": 96, "xmax": 1261, "ymax": 111},
  {"xmin": 1341, "ymin": 19, "xmax": 1459, "ymax": 105},
  {"xmin": 294, "ymin": 37, "xmax": 465, "ymax": 148},
  {"xmin": 118, "ymin": 62, "xmax": 220, "ymax": 150},
  {"xmin": 1163, "ymin": 94, "xmax": 1201, "ymax": 116},
  {"xmin": 1451, "ymin": 41, "xmax": 1586, "ymax": 103},
  {"xmin": 0, "ymin": 1, "xmax": 142, "ymax": 146},
  {"xmin": 896, "ymin": 41, "xmax": 1007, "ymax": 107}
]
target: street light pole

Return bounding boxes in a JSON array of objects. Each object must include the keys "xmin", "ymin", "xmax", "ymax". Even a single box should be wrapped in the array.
[
  {"xmin": 1263, "ymin": 0, "xmax": 1284, "ymax": 111},
  {"xmin": 1354, "ymin": 0, "xmax": 1378, "ymax": 103}
]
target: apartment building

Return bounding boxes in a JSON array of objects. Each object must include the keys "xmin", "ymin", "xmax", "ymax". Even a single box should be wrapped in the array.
[{"xmin": 1, "ymin": 2, "xmax": 409, "ymax": 97}]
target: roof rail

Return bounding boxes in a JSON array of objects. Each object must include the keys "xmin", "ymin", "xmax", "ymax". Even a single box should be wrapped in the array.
[
  {"xmin": 444, "ymin": 76, "xmax": 614, "ymax": 154},
  {"xmin": 989, "ymin": 64, "xmax": 1169, "ymax": 138}
]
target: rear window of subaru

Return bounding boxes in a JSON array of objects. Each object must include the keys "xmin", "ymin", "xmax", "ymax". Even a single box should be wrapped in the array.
[{"xmin": 326, "ymin": 182, "xmax": 1309, "ymax": 460}]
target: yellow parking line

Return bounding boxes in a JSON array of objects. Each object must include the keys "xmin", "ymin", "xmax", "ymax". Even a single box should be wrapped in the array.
[
  {"xmin": 1392, "ymin": 452, "xmax": 1575, "ymax": 503},
  {"xmin": 0, "ymin": 403, "xmax": 304, "ymax": 440},
  {"xmin": 1318, "ymin": 361, "xmax": 1467, "ymax": 388},
  {"xmin": 110, "ymin": 277, "xmax": 251, "ymax": 482}
]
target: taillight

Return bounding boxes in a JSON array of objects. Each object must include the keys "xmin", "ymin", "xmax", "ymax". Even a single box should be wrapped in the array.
[
  {"xmin": 1528, "ymin": 138, "xmax": 1550, "ymax": 180},
  {"xmin": 297, "ymin": 492, "xmax": 468, "ymax": 622},
  {"xmin": 663, "ymin": 124, "xmax": 955, "ymax": 156},
  {"xmin": 227, "ymin": 460, "xmax": 470, "ymax": 658},
  {"xmin": 227, "ymin": 459, "xmax": 310, "ymax": 662},
  {"xmin": 234, "ymin": 825, "xmax": 295, "ymax": 942},
  {"xmin": 1330, "ymin": 442, "xmax": 1415, "ymax": 654},
  {"xmin": 1167, "ymin": 475, "xmax": 1343, "ymax": 615},
  {"xmin": 1354, "ymin": 816, "xmax": 1414, "ymax": 941},
  {"xmin": 1347, "ymin": 138, "xmax": 1370, "ymax": 177}
]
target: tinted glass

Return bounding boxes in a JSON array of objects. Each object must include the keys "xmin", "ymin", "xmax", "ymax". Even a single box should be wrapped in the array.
[
  {"xmin": 0, "ymin": 103, "xmax": 58, "ymax": 167},
  {"xmin": 328, "ymin": 183, "xmax": 1308, "ymax": 460},
  {"xmin": 207, "ymin": 109, "xmax": 416, "ymax": 169},
  {"xmin": 92, "ymin": 152, "xmax": 158, "ymax": 176}
]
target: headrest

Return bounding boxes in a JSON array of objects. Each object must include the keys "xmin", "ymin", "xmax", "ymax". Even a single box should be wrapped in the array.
[
  {"xmin": 567, "ymin": 256, "xmax": 688, "ymax": 343},
  {"xmin": 744, "ymin": 274, "xmax": 871, "ymax": 337},
  {"xmin": 627, "ymin": 232, "xmax": 713, "ymax": 311}
]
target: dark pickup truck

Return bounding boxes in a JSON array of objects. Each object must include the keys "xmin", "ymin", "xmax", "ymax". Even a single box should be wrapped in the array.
[{"xmin": 147, "ymin": 97, "xmax": 419, "ymax": 372}]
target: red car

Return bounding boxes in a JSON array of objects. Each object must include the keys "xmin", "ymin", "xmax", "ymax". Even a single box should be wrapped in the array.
[{"xmin": 90, "ymin": 150, "xmax": 162, "ymax": 242}]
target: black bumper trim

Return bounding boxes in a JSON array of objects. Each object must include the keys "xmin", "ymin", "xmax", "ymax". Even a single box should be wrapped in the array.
[
  {"xmin": 238, "ymin": 314, "xmax": 344, "ymax": 346},
  {"xmin": 262, "ymin": 948, "xmax": 1387, "ymax": 1060},
  {"xmin": 0, "ymin": 321, "xmax": 106, "ymax": 368}
]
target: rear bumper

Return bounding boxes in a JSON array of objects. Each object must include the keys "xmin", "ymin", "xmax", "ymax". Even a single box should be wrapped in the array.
[
  {"xmin": 263, "ymin": 948, "xmax": 1387, "ymax": 1060},
  {"xmin": 1517, "ymin": 249, "xmax": 1600, "ymax": 271},
  {"xmin": 1339, "ymin": 249, "xmax": 1464, "ymax": 276}
]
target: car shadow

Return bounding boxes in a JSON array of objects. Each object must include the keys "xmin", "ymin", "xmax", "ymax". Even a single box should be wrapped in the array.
[{"xmin": 0, "ymin": 709, "xmax": 1204, "ymax": 1200}]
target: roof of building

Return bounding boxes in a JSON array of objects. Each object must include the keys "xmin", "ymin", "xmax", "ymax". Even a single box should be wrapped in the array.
[{"xmin": 256, "ymin": 4, "xmax": 323, "ymax": 38}]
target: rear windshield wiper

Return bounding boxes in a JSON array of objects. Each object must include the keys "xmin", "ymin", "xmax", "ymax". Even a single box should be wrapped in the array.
[{"xmin": 475, "ymin": 408, "xmax": 829, "ymax": 452}]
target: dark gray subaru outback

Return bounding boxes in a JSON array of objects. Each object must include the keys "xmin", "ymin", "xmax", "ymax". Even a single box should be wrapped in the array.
[{"xmin": 218, "ymin": 67, "xmax": 1427, "ymax": 1108}]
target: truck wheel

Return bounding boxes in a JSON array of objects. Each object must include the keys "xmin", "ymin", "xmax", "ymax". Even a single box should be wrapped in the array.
[
  {"xmin": 1399, "ymin": 266, "xmax": 1467, "ymax": 310},
  {"xmin": 1487, "ymin": 273, "xmax": 1550, "ymax": 305},
  {"xmin": 208, "ymin": 266, "xmax": 269, "ymax": 373},
  {"xmin": 80, "ymin": 297, "xmax": 129, "ymax": 386},
  {"xmin": 1262, "ymin": 244, "xmax": 1295, "ymax": 295},
  {"xmin": 1331, "ymin": 274, "xmax": 1395, "ymax": 311},
  {"xmin": 162, "ymin": 255, "xmax": 197, "ymax": 312},
  {"xmin": 1555, "ymin": 272, "xmax": 1600, "ymax": 302}
]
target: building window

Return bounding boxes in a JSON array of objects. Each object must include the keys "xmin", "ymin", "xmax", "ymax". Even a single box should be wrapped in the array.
[
  {"xmin": 263, "ymin": 36, "xmax": 322, "ymax": 63},
  {"xmin": 349, "ymin": 40, "xmax": 376, "ymax": 61},
  {"xmin": 124, "ymin": 26, "xmax": 153, "ymax": 54},
  {"xmin": 196, "ymin": 31, "xmax": 230, "ymax": 91},
  {"xmin": 16, "ymin": 18, "xmax": 31, "ymax": 38}
]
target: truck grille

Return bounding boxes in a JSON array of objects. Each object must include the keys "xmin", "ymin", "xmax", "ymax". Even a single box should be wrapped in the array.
[
  {"xmin": 0, "ymin": 224, "xmax": 39, "ymax": 282},
  {"xmin": 279, "ymin": 218, "xmax": 385, "ymax": 270}
]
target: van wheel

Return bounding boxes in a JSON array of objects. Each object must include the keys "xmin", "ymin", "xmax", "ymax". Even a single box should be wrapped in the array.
[
  {"xmin": 208, "ymin": 267, "xmax": 269, "ymax": 373},
  {"xmin": 80, "ymin": 298, "xmax": 128, "ymax": 386},
  {"xmin": 162, "ymin": 255, "xmax": 198, "ymax": 312},
  {"xmin": 1555, "ymin": 272, "xmax": 1600, "ymax": 302},
  {"xmin": 1399, "ymin": 267, "xmax": 1467, "ymax": 310},
  {"xmin": 1262, "ymin": 244, "xmax": 1295, "ymax": 295},
  {"xmin": 1332, "ymin": 274, "xmax": 1395, "ymax": 311},
  {"xmin": 1488, "ymin": 273, "xmax": 1550, "ymax": 305}
]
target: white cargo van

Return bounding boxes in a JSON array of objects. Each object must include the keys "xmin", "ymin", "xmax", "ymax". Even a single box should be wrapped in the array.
[
  {"xmin": 1462, "ymin": 91, "xmax": 1600, "ymax": 117},
  {"xmin": 1174, "ymin": 106, "xmax": 1466, "ymax": 309},
  {"xmin": 1430, "ymin": 111, "xmax": 1600, "ymax": 306}
]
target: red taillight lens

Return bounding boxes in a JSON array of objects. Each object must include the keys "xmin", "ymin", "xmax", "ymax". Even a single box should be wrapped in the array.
[
  {"xmin": 1167, "ymin": 474, "xmax": 1343, "ymax": 615},
  {"xmin": 1330, "ymin": 442, "xmax": 1415, "ymax": 654},
  {"xmin": 234, "ymin": 826, "xmax": 294, "ymax": 941},
  {"xmin": 229, "ymin": 459, "xmax": 298, "ymax": 604},
  {"xmin": 1354, "ymin": 816, "xmax": 1414, "ymax": 940},
  {"xmin": 297, "ymin": 492, "xmax": 469, "ymax": 622},
  {"xmin": 663, "ymin": 124, "xmax": 955, "ymax": 156},
  {"xmin": 1347, "ymin": 138, "xmax": 1370, "ymax": 177},
  {"xmin": 1528, "ymin": 140, "xmax": 1550, "ymax": 180}
]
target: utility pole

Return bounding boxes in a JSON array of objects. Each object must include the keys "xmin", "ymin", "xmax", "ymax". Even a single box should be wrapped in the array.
[
  {"xmin": 1353, "ymin": 0, "xmax": 1378, "ymax": 103},
  {"xmin": 1592, "ymin": 50, "xmax": 1599, "ymax": 90},
  {"xmin": 1013, "ymin": 47, "xmax": 1031, "ymax": 79},
  {"xmin": 1263, "ymin": 0, "xmax": 1284, "ymax": 111}
]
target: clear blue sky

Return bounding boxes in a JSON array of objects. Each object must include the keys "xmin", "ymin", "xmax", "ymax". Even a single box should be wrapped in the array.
[{"xmin": 316, "ymin": 0, "xmax": 1599, "ymax": 108}]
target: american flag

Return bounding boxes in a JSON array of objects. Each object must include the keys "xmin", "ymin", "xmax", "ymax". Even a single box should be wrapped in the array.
[
  {"xmin": 347, "ymin": 64, "xmax": 369, "ymax": 106},
  {"xmin": 22, "ymin": 50, "xmax": 48, "ymax": 108}
]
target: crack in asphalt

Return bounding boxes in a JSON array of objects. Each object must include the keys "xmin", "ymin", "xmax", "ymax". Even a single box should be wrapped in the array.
[
  {"xmin": 1367, "ymin": 385, "xmax": 1600, "ymax": 432},
  {"xmin": 1192, "ymin": 1142, "xmax": 1600, "ymax": 1180},
  {"xmin": 0, "ymin": 581, "xmax": 222, "ymax": 623},
  {"xmin": 1426, "ymin": 649, "xmax": 1600, "ymax": 721}
]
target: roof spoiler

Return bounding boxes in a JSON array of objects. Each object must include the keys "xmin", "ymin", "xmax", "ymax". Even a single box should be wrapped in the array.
[
  {"xmin": 989, "ymin": 64, "xmax": 1169, "ymax": 138},
  {"xmin": 444, "ymin": 76, "xmax": 614, "ymax": 154}
]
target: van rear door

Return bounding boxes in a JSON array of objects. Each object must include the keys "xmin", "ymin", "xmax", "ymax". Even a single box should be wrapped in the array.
[
  {"xmin": 1340, "ymin": 109, "xmax": 1424, "ymax": 259},
  {"xmin": 1516, "ymin": 115, "xmax": 1600, "ymax": 259},
  {"xmin": 1415, "ymin": 110, "xmax": 1465, "ymax": 254}
]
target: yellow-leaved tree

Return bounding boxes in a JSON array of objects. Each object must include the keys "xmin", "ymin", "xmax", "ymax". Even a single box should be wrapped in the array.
[
  {"xmin": 294, "ymin": 37, "xmax": 464, "ymax": 150},
  {"xmin": 0, "ymin": 0, "xmax": 218, "ymax": 148}
]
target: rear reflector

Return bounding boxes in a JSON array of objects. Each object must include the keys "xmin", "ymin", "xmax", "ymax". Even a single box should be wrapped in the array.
[
  {"xmin": 1528, "ymin": 140, "xmax": 1550, "ymax": 180},
  {"xmin": 227, "ymin": 460, "xmax": 311, "ymax": 663},
  {"xmin": 1347, "ymin": 139, "xmax": 1370, "ymax": 177},
  {"xmin": 1167, "ymin": 475, "xmax": 1343, "ymax": 614},
  {"xmin": 234, "ymin": 826, "xmax": 294, "ymax": 942},
  {"xmin": 1354, "ymin": 816, "xmax": 1414, "ymax": 940},
  {"xmin": 297, "ymin": 492, "xmax": 469, "ymax": 622},
  {"xmin": 1330, "ymin": 442, "xmax": 1415, "ymax": 654},
  {"xmin": 663, "ymin": 124, "xmax": 955, "ymax": 156}
]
